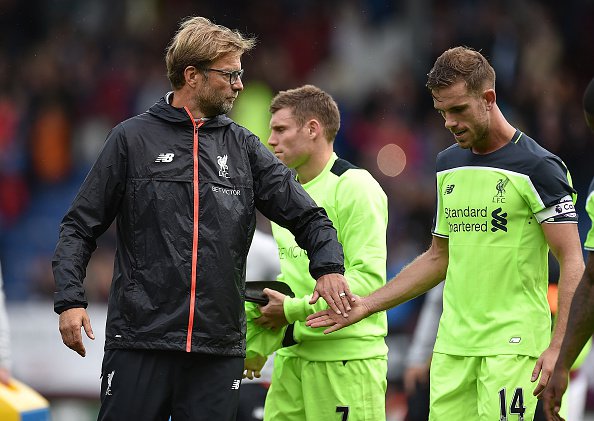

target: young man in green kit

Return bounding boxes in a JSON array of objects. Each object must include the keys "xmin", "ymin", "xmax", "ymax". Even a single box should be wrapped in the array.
[
  {"xmin": 245, "ymin": 84, "xmax": 389, "ymax": 421},
  {"xmin": 307, "ymin": 47, "xmax": 585, "ymax": 420}
]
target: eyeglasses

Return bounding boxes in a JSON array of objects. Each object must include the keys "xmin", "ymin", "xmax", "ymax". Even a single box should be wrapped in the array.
[{"xmin": 204, "ymin": 68, "xmax": 244, "ymax": 85}]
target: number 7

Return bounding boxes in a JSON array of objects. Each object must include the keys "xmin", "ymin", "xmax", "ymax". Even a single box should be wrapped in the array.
[{"xmin": 336, "ymin": 406, "xmax": 349, "ymax": 421}]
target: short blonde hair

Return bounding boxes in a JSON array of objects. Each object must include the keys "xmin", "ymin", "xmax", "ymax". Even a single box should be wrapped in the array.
[
  {"xmin": 165, "ymin": 16, "xmax": 256, "ymax": 89},
  {"xmin": 270, "ymin": 85, "xmax": 340, "ymax": 142}
]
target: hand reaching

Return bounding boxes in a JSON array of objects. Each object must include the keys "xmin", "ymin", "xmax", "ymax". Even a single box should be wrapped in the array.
[
  {"xmin": 310, "ymin": 273, "xmax": 354, "ymax": 317},
  {"xmin": 306, "ymin": 294, "xmax": 369, "ymax": 333},
  {"xmin": 254, "ymin": 288, "xmax": 288, "ymax": 330}
]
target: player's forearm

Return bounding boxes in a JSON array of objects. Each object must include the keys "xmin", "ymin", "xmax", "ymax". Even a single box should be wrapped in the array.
[
  {"xmin": 365, "ymin": 242, "xmax": 447, "ymax": 314},
  {"xmin": 557, "ymin": 254, "xmax": 594, "ymax": 369},
  {"xmin": 284, "ymin": 294, "xmax": 323, "ymax": 323},
  {"xmin": 550, "ymin": 252, "xmax": 585, "ymax": 350}
]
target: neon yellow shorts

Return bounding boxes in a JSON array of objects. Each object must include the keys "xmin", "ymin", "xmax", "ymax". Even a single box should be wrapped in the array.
[
  {"xmin": 264, "ymin": 354, "xmax": 387, "ymax": 421},
  {"xmin": 429, "ymin": 353, "xmax": 538, "ymax": 421}
]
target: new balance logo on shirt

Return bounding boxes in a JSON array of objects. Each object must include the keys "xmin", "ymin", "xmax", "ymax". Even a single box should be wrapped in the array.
[
  {"xmin": 155, "ymin": 153, "xmax": 175, "ymax": 163},
  {"xmin": 231, "ymin": 379, "xmax": 241, "ymax": 390}
]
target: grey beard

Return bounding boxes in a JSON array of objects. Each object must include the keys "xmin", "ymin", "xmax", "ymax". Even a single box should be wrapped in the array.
[{"xmin": 201, "ymin": 99, "xmax": 233, "ymax": 117}]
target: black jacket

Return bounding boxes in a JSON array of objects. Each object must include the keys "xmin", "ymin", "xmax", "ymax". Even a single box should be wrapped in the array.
[{"xmin": 52, "ymin": 94, "xmax": 344, "ymax": 356}]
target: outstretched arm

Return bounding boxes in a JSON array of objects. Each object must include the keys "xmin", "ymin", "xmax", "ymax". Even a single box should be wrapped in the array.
[
  {"xmin": 307, "ymin": 235, "xmax": 448, "ymax": 333},
  {"xmin": 250, "ymin": 138, "xmax": 352, "ymax": 316}
]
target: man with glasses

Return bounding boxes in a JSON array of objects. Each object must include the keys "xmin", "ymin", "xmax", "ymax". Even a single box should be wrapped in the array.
[
  {"xmin": 53, "ymin": 17, "xmax": 351, "ymax": 421},
  {"xmin": 204, "ymin": 67, "xmax": 245, "ymax": 85}
]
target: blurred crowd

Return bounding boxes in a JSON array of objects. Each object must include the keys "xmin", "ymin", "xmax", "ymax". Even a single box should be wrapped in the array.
[{"xmin": 1, "ymin": 0, "xmax": 594, "ymax": 340}]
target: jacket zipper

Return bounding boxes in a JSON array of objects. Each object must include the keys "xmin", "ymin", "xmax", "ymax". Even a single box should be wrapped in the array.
[{"xmin": 184, "ymin": 110, "xmax": 204, "ymax": 352}]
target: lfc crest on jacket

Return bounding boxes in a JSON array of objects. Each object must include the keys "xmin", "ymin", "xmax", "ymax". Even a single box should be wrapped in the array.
[{"xmin": 217, "ymin": 155, "xmax": 230, "ymax": 178}]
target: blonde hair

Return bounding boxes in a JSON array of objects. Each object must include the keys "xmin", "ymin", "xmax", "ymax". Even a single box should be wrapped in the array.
[
  {"xmin": 165, "ymin": 16, "xmax": 256, "ymax": 89},
  {"xmin": 270, "ymin": 85, "xmax": 340, "ymax": 142}
]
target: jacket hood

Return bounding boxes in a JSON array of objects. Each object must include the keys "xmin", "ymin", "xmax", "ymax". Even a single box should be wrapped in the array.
[{"xmin": 147, "ymin": 92, "xmax": 234, "ymax": 128}]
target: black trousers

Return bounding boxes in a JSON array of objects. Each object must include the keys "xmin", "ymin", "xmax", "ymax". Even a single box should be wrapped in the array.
[
  {"xmin": 236, "ymin": 383, "xmax": 268, "ymax": 421},
  {"xmin": 97, "ymin": 349, "xmax": 244, "ymax": 421}
]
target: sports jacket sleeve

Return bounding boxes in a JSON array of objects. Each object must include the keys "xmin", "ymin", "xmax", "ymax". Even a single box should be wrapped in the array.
[
  {"xmin": 52, "ymin": 125, "xmax": 128, "ymax": 314},
  {"xmin": 246, "ymin": 136, "xmax": 345, "ymax": 280}
]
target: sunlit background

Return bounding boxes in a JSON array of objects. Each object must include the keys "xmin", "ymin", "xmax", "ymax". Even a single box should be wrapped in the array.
[{"xmin": 1, "ymin": 0, "xmax": 594, "ymax": 419}]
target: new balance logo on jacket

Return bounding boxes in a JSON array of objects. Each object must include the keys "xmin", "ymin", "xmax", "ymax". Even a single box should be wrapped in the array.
[{"xmin": 155, "ymin": 153, "xmax": 175, "ymax": 163}]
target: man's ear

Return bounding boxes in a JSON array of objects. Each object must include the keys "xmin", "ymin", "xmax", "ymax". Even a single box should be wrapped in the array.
[
  {"xmin": 306, "ymin": 119, "xmax": 322, "ymax": 138},
  {"xmin": 484, "ymin": 89, "xmax": 496, "ymax": 111},
  {"xmin": 184, "ymin": 66, "xmax": 202, "ymax": 88}
]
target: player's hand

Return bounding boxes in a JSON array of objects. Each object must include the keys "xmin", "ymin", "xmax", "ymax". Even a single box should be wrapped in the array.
[
  {"xmin": 243, "ymin": 354, "xmax": 268, "ymax": 380},
  {"xmin": 0, "ymin": 367, "xmax": 10, "ymax": 386},
  {"xmin": 306, "ymin": 294, "xmax": 368, "ymax": 333},
  {"xmin": 59, "ymin": 307, "xmax": 95, "ymax": 357},
  {"xmin": 538, "ymin": 365, "xmax": 569, "ymax": 421},
  {"xmin": 254, "ymin": 288, "xmax": 288, "ymax": 329},
  {"xmin": 531, "ymin": 345, "xmax": 559, "ymax": 397},
  {"xmin": 403, "ymin": 365, "xmax": 430, "ymax": 395},
  {"xmin": 310, "ymin": 273, "xmax": 353, "ymax": 317}
]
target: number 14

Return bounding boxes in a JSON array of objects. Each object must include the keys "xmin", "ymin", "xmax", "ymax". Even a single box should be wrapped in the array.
[{"xmin": 498, "ymin": 387, "xmax": 526, "ymax": 421}]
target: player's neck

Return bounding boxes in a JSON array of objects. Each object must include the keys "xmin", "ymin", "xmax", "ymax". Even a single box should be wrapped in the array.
[
  {"xmin": 297, "ymin": 148, "xmax": 333, "ymax": 184},
  {"xmin": 171, "ymin": 88, "xmax": 205, "ymax": 119},
  {"xmin": 473, "ymin": 109, "xmax": 516, "ymax": 155}
]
